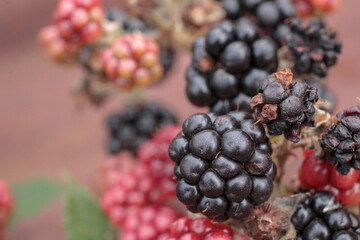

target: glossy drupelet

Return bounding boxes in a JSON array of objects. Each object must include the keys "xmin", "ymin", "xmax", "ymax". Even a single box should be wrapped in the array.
[
  {"xmin": 251, "ymin": 68, "xmax": 319, "ymax": 142},
  {"xmin": 291, "ymin": 191, "xmax": 360, "ymax": 240},
  {"xmin": 284, "ymin": 18, "xmax": 342, "ymax": 78},
  {"xmin": 321, "ymin": 106, "xmax": 360, "ymax": 175},
  {"xmin": 299, "ymin": 148, "xmax": 360, "ymax": 206},
  {"xmin": 186, "ymin": 19, "xmax": 279, "ymax": 114},
  {"xmin": 166, "ymin": 217, "xmax": 234, "ymax": 240},
  {"xmin": 168, "ymin": 111, "xmax": 276, "ymax": 221},
  {"xmin": 107, "ymin": 102, "xmax": 177, "ymax": 155}
]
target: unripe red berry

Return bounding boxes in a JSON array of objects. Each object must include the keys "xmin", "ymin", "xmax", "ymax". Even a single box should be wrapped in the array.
[
  {"xmin": 101, "ymin": 34, "xmax": 164, "ymax": 89},
  {"xmin": 39, "ymin": 0, "xmax": 103, "ymax": 61}
]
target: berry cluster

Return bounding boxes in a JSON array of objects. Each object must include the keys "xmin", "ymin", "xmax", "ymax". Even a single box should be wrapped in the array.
[
  {"xmin": 102, "ymin": 125, "xmax": 182, "ymax": 232},
  {"xmin": 299, "ymin": 148, "xmax": 360, "ymax": 206},
  {"xmin": 0, "ymin": 180, "xmax": 13, "ymax": 236},
  {"xmin": 284, "ymin": 18, "xmax": 342, "ymax": 77},
  {"xmin": 251, "ymin": 68, "xmax": 319, "ymax": 142},
  {"xmin": 101, "ymin": 165, "xmax": 167, "ymax": 227},
  {"xmin": 96, "ymin": 151, "xmax": 136, "ymax": 194},
  {"xmin": 292, "ymin": 0, "xmax": 342, "ymax": 18},
  {"xmin": 107, "ymin": 102, "xmax": 177, "ymax": 155},
  {"xmin": 291, "ymin": 191, "xmax": 360, "ymax": 239},
  {"xmin": 101, "ymin": 33, "xmax": 164, "ymax": 89},
  {"xmin": 186, "ymin": 20, "xmax": 279, "ymax": 114},
  {"xmin": 168, "ymin": 111, "xmax": 276, "ymax": 221},
  {"xmin": 39, "ymin": 0, "xmax": 104, "ymax": 61},
  {"xmin": 105, "ymin": 8, "xmax": 174, "ymax": 74},
  {"xmin": 119, "ymin": 205, "xmax": 181, "ymax": 240},
  {"xmin": 138, "ymin": 125, "xmax": 181, "ymax": 197},
  {"xmin": 166, "ymin": 217, "xmax": 234, "ymax": 240},
  {"xmin": 321, "ymin": 105, "xmax": 360, "ymax": 175}
]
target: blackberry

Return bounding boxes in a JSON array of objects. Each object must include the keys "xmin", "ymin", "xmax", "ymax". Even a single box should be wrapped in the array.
[
  {"xmin": 291, "ymin": 191, "xmax": 360, "ymax": 239},
  {"xmin": 186, "ymin": 19, "xmax": 279, "ymax": 114},
  {"xmin": 168, "ymin": 111, "xmax": 275, "ymax": 221},
  {"xmin": 107, "ymin": 102, "xmax": 177, "ymax": 154},
  {"xmin": 321, "ymin": 106, "xmax": 360, "ymax": 175},
  {"xmin": 251, "ymin": 68, "xmax": 319, "ymax": 142},
  {"xmin": 284, "ymin": 18, "xmax": 342, "ymax": 78}
]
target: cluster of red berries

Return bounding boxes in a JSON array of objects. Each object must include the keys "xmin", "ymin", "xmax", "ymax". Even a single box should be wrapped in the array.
[
  {"xmin": 101, "ymin": 125, "xmax": 184, "ymax": 239},
  {"xmin": 299, "ymin": 148, "xmax": 360, "ymax": 205},
  {"xmin": 166, "ymin": 217, "xmax": 234, "ymax": 240},
  {"xmin": 138, "ymin": 125, "xmax": 181, "ymax": 197},
  {"xmin": 101, "ymin": 164, "xmax": 168, "ymax": 227},
  {"xmin": 39, "ymin": 0, "xmax": 104, "ymax": 61},
  {"xmin": 101, "ymin": 34, "xmax": 164, "ymax": 89},
  {"xmin": 96, "ymin": 151, "xmax": 136, "ymax": 194},
  {"xmin": 293, "ymin": 0, "xmax": 342, "ymax": 18},
  {"xmin": 0, "ymin": 180, "xmax": 13, "ymax": 238}
]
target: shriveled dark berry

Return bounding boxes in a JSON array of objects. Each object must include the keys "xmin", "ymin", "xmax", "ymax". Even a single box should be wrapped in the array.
[
  {"xmin": 321, "ymin": 106, "xmax": 360, "ymax": 175},
  {"xmin": 251, "ymin": 68, "xmax": 319, "ymax": 142},
  {"xmin": 285, "ymin": 18, "xmax": 342, "ymax": 77},
  {"xmin": 169, "ymin": 111, "xmax": 275, "ymax": 221}
]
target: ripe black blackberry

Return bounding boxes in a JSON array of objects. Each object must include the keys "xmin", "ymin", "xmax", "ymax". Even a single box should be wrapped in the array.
[
  {"xmin": 186, "ymin": 19, "xmax": 279, "ymax": 114},
  {"xmin": 284, "ymin": 18, "xmax": 342, "ymax": 78},
  {"xmin": 291, "ymin": 191, "xmax": 360, "ymax": 240},
  {"xmin": 320, "ymin": 106, "xmax": 360, "ymax": 175},
  {"xmin": 251, "ymin": 68, "xmax": 319, "ymax": 143},
  {"xmin": 107, "ymin": 102, "xmax": 177, "ymax": 155},
  {"xmin": 168, "ymin": 111, "xmax": 276, "ymax": 221}
]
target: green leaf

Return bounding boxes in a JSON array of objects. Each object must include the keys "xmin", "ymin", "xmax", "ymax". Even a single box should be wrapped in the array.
[
  {"xmin": 10, "ymin": 178, "xmax": 64, "ymax": 227},
  {"xmin": 63, "ymin": 181, "xmax": 116, "ymax": 240}
]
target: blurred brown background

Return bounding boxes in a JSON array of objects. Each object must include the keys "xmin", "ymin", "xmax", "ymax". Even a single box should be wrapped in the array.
[{"xmin": 0, "ymin": 0, "xmax": 359, "ymax": 239}]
